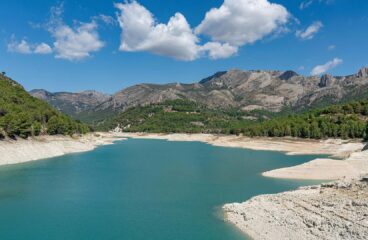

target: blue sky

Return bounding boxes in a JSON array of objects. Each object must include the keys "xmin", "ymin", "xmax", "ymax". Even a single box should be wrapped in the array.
[{"xmin": 0, "ymin": 0, "xmax": 367, "ymax": 93}]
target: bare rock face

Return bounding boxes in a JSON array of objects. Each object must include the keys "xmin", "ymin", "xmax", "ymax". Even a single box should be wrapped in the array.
[
  {"xmin": 357, "ymin": 67, "xmax": 368, "ymax": 78},
  {"xmin": 319, "ymin": 74, "xmax": 335, "ymax": 87}
]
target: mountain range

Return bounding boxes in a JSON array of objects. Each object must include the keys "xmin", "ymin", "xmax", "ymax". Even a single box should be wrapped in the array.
[{"xmin": 30, "ymin": 67, "xmax": 368, "ymax": 122}]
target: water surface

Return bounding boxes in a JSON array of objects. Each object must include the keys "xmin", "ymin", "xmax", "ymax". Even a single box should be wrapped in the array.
[{"xmin": 0, "ymin": 139, "xmax": 324, "ymax": 240}]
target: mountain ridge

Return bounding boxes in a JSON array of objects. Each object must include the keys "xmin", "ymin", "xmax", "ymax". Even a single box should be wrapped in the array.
[{"xmin": 30, "ymin": 67, "xmax": 368, "ymax": 122}]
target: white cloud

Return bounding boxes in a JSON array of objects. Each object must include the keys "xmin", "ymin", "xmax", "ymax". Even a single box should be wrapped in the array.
[
  {"xmin": 50, "ymin": 22, "xmax": 104, "ymax": 60},
  {"xmin": 7, "ymin": 39, "xmax": 32, "ymax": 54},
  {"xmin": 47, "ymin": 6, "xmax": 104, "ymax": 61},
  {"xmin": 115, "ymin": 1, "xmax": 200, "ymax": 61},
  {"xmin": 299, "ymin": 0, "xmax": 335, "ymax": 10},
  {"xmin": 296, "ymin": 21, "xmax": 323, "ymax": 40},
  {"xmin": 311, "ymin": 58, "xmax": 342, "ymax": 75},
  {"xmin": 7, "ymin": 5, "xmax": 104, "ymax": 61},
  {"xmin": 327, "ymin": 44, "xmax": 336, "ymax": 51},
  {"xmin": 200, "ymin": 42, "xmax": 238, "ymax": 59},
  {"xmin": 34, "ymin": 43, "xmax": 53, "ymax": 54},
  {"xmin": 115, "ymin": 0, "xmax": 289, "ymax": 61},
  {"xmin": 8, "ymin": 38, "xmax": 52, "ymax": 55},
  {"xmin": 195, "ymin": 0, "xmax": 289, "ymax": 46}
]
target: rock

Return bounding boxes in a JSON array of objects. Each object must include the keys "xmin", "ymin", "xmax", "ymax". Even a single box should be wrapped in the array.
[
  {"xmin": 362, "ymin": 143, "xmax": 368, "ymax": 151},
  {"xmin": 319, "ymin": 74, "xmax": 334, "ymax": 87},
  {"xmin": 224, "ymin": 180, "xmax": 368, "ymax": 240},
  {"xmin": 357, "ymin": 67, "xmax": 368, "ymax": 78},
  {"xmin": 279, "ymin": 70, "xmax": 299, "ymax": 80}
]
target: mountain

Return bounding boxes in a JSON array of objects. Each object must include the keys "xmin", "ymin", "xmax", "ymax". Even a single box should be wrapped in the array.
[
  {"xmin": 29, "ymin": 89, "xmax": 110, "ymax": 118},
  {"xmin": 0, "ymin": 74, "xmax": 89, "ymax": 139},
  {"xmin": 88, "ymin": 67, "xmax": 368, "ymax": 113},
  {"xmin": 31, "ymin": 67, "xmax": 368, "ymax": 122}
]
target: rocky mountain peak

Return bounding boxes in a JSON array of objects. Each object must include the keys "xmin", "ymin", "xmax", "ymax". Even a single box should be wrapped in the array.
[
  {"xmin": 30, "ymin": 68, "xmax": 368, "ymax": 118},
  {"xmin": 319, "ymin": 74, "xmax": 334, "ymax": 88},
  {"xmin": 29, "ymin": 89, "xmax": 52, "ymax": 100},
  {"xmin": 357, "ymin": 67, "xmax": 368, "ymax": 78},
  {"xmin": 279, "ymin": 70, "xmax": 299, "ymax": 80},
  {"xmin": 199, "ymin": 71, "xmax": 227, "ymax": 84}
]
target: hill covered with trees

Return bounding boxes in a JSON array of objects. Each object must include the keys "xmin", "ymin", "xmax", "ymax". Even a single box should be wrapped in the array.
[
  {"xmin": 97, "ymin": 98, "xmax": 368, "ymax": 140},
  {"xmin": 242, "ymin": 101, "xmax": 368, "ymax": 139},
  {"xmin": 0, "ymin": 74, "xmax": 89, "ymax": 139}
]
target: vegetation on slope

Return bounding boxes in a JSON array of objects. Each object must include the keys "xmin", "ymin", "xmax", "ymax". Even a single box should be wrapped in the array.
[
  {"xmin": 0, "ymin": 74, "xmax": 89, "ymax": 139},
  {"xmin": 95, "ymin": 99, "xmax": 259, "ymax": 133},
  {"xmin": 96, "ymin": 98, "xmax": 368, "ymax": 140},
  {"xmin": 242, "ymin": 101, "xmax": 368, "ymax": 139}
]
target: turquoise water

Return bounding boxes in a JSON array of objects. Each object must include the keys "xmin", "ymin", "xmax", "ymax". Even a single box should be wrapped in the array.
[{"xmin": 0, "ymin": 139, "xmax": 323, "ymax": 240}]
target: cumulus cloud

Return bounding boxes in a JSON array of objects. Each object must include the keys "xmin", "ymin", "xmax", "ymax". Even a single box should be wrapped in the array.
[
  {"xmin": 47, "ymin": 5, "xmax": 104, "ymax": 61},
  {"xmin": 195, "ymin": 0, "xmax": 289, "ymax": 46},
  {"xmin": 200, "ymin": 42, "xmax": 238, "ymax": 60},
  {"xmin": 7, "ymin": 5, "xmax": 104, "ymax": 61},
  {"xmin": 34, "ymin": 42, "xmax": 53, "ymax": 54},
  {"xmin": 115, "ymin": 1, "xmax": 200, "ymax": 61},
  {"xmin": 7, "ymin": 38, "xmax": 52, "ymax": 55},
  {"xmin": 115, "ymin": 0, "xmax": 288, "ymax": 60},
  {"xmin": 311, "ymin": 58, "xmax": 343, "ymax": 75},
  {"xmin": 296, "ymin": 21, "xmax": 323, "ymax": 40}
]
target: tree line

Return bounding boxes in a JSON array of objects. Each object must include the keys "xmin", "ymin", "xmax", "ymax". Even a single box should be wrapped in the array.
[{"xmin": 99, "ymin": 98, "xmax": 368, "ymax": 140}]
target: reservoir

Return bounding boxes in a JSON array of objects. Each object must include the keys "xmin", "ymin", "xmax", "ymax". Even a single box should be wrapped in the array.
[{"xmin": 0, "ymin": 138, "xmax": 323, "ymax": 240}]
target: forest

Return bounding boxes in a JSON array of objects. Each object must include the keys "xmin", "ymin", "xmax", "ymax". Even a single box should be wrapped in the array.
[
  {"xmin": 0, "ymin": 74, "xmax": 89, "ymax": 139},
  {"xmin": 97, "ymin": 98, "xmax": 368, "ymax": 140}
]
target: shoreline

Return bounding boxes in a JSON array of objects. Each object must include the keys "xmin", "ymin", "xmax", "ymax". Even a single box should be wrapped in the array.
[
  {"xmin": 119, "ymin": 133, "xmax": 368, "ymax": 239},
  {"xmin": 0, "ymin": 133, "xmax": 125, "ymax": 167},
  {"xmin": 119, "ymin": 132, "xmax": 367, "ymax": 180},
  {"xmin": 223, "ymin": 179, "xmax": 368, "ymax": 240}
]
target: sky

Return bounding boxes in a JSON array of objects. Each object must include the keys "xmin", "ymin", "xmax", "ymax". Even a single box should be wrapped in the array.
[{"xmin": 0, "ymin": 0, "xmax": 367, "ymax": 93}]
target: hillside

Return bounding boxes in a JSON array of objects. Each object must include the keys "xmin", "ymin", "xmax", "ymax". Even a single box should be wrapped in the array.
[
  {"xmin": 30, "ymin": 67, "xmax": 368, "ymax": 124},
  {"xmin": 0, "ymin": 74, "xmax": 89, "ymax": 139},
  {"xmin": 97, "ymin": 98, "xmax": 368, "ymax": 140},
  {"xmin": 96, "ymin": 99, "xmax": 262, "ymax": 133}
]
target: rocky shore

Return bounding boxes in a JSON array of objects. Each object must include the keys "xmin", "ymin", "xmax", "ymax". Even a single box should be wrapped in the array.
[{"xmin": 223, "ymin": 178, "xmax": 368, "ymax": 240}]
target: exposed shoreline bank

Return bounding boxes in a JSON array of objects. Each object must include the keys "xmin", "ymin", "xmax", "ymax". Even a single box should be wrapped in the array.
[
  {"xmin": 0, "ymin": 133, "xmax": 125, "ymax": 166},
  {"xmin": 120, "ymin": 132, "xmax": 366, "ymax": 180},
  {"xmin": 2, "ymin": 132, "xmax": 365, "ymax": 180},
  {"xmin": 223, "ymin": 179, "xmax": 368, "ymax": 240}
]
